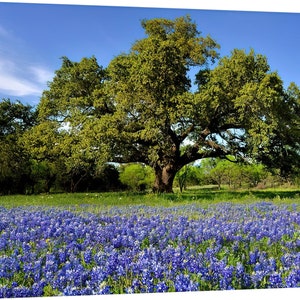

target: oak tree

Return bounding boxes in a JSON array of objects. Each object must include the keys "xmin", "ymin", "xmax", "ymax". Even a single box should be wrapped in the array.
[
  {"xmin": 33, "ymin": 16, "xmax": 300, "ymax": 193},
  {"xmin": 102, "ymin": 16, "xmax": 299, "ymax": 192}
]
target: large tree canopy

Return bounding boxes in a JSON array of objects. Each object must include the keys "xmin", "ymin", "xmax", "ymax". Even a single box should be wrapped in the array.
[{"xmin": 31, "ymin": 16, "xmax": 300, "ymax": 193}]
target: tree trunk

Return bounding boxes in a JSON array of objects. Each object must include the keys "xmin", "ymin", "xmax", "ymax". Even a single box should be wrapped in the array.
[{"xmin": 152, "ymin": 164, "xmax": 177, "ymax": 193}]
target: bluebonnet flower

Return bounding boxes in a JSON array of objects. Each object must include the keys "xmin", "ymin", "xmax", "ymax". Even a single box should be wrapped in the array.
[
  {"xmin": 83, "ymin": 248, "xmax": 93, "ymax": 264},
  {"xmin": 129, "ymin": 278, "xmax": 142, "ymax": 293},
  {"xmin": 249, "ymin": 249, "xmax": 259, "ymax": 265},
  {"xmin": 205, "ymin": 247, "xmax": 217, "ymax": 262},
  {"xmin": 63, "ymin": 286, "xmax": 82, "ymax": 296},
  {"xmin": 280, "ymin": 253, "xmax": 294, "ymax": 269},
  {"xmin": 0, "ymin": 235, "xmax": 8, "ymax": 251},
  {"xmin": 12, "ymin": 286, "xmax": 32, "ymax": 298},
  {"xmin": 285, "ymin": 269, "xmax": 300, "ymax": 287},
  {"xmin": 251, "ymin": 270, "xmax": 267, "ymax": 288},
  {"xmin": 44, "ymin": 253, "xmax": 59, "ymax": 273},
  {"xmin": 152, "ymin": 261, "xmax": 167, "ymax": 280},
  {"xmin": 219, "ymin": 265, "xmax": 234, "ymax": 290},
  {"xmin": 89, "ymin": 266, "xmax": 107, "ymax": 286},
  {"xmin": 31, "ymin": 282, "xmax": 45, "ymax": 297},
  {"xmin": 0, "ymin": 286, "xmax": 12, "ymax": 298},
  {"xmin": 235, "ymin": 262, "xmax": 251, "ymax": 288},
  {"xmin": 95, "ymin": 283, "xmax": 111, "ymax": 295},
  {"xmin": 268, "ymin": 272, "xmax": 283, "ymax": 288},
  {"xmin": 2, "ymin": 203, "xmax": 300, "ymax": 296},
  {"xmin": 268, "ymin": 257, "xmax": 277, "ymax": 272},
  {"xmin": 58, "ymin": 248, "xmax": 67, "ymax": 264},
  {"xmin": 155, "ymin": 281, "xmax": 169, "ymax": 292},
  {"xmin": 174, "ymin": 273, "xmax": 199, "ymax": 292},
  {"xmin": 140, "ymin": 269, "xmax": 154, "ymax": 292}
]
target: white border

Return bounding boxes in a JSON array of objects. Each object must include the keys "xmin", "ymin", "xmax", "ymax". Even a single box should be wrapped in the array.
[
  {"xmin": 0, "ymin": 0, "xmax": 299, "ymax": 13},
  {"xmin": 43, "ymin": 288, "xmax": 300, "ymax": 300},
  {"xmin": 1, "ymin": 1, "xmax": 300, "ymax": 300}
]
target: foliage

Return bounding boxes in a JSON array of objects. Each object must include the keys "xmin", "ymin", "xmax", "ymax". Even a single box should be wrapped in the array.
[
  {"xmin": 175, "ymin": 164, "xmax": 203, "ymax": 192},
  {"xmin": 255, "ymin": 82, "xmax": 300, "ymax": 178},
  {"xmin": 119, "ymin": 163, "xmax": 155, "ymax": 191},
  {"xmin": 242, "ymin": 163, "xmax": 269, "ymax": 187},
  {"xmin": 0, "ymin": 97, "xmax": 123, "ymax": 194},
  {"xmin": 209, "ymin": 160, "xmax": 233, "ymax": 190},
  {"xmin": 175, "ymin": 165, "xmax": 190, "ymax": 192},
  {"xmin": 0, "ymin": 99, "xmax": 37, "ymax": 194},
  {"xmin": 92, "ymin": 164, "xmax": 124, "ymax": 192},
  {"xmin": 0, "ymin": 99, "xmax": 37, "ymax": 136},
  {"xmin": 205, "ymin": 159, "xmax": 269, "ymax": 189},
  {"xmin": 21, "ymin": 56, "xmax": 110, "ymax": 193}
]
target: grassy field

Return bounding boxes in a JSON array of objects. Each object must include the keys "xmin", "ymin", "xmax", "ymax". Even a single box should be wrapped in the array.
[{"xmin": 0, "ymin": 186, "xmax": 299, "ymax": 208}]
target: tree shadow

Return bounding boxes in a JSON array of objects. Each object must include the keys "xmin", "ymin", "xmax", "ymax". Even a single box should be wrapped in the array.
[{"xmin": 161, "ymin": 187, "xmax": 300, "ymax": 203}]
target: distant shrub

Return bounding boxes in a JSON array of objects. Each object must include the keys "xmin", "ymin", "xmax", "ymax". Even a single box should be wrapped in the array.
[{"xmin": 119, "ymin": 163, "xmax": 154, "ymax": 191}]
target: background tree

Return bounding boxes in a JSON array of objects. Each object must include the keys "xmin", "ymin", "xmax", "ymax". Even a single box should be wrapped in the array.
[
  {"xmin": 208, "ymin": 160, "xmax": 231, "ymax": 190},
  {"xmin": 175, "ymin": 164, "xmax": 204, "ymax": 192},
  {"xmin": 255, "ymin": 82, "xmax": 300, "ymax": 179},
  {"xmin": 28, "ymin": 160, "xmax": 58, "ymax": 194},
  {"xmin": 175, "ymin": 165, "xmax": 191, "ymax": 192},
  {"xmin": 207, "ymin": 159, "xmax": 269, "ymax": 190},
  {"xmin": 242, "ymin": 163, "xmax": 269, "ymax": 188},
  {"xmin": 24, "ymin": 56, "xmax": 109, "ymax": 193},
  {"xmin": 91, "ymin": 164, "xmax": 123, "ymax": 192},
  {"xmin": 0, "ymin": 99, "xmax": 37, "ymax": 194}
]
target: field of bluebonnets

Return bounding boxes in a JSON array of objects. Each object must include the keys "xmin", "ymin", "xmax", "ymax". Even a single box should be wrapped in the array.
[{"xmin": 0, "ymin": 188, "xmax": 300, "ymax": 297}]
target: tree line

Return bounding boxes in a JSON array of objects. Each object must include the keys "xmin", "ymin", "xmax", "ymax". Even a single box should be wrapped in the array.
[{"xmin": 0, "ymin": 15, "xmax": 299, "ymax": 194}]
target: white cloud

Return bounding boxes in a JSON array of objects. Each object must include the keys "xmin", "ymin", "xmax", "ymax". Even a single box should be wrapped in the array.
[
  {"xmin": 0, "ymin": 57, "xmax": 53, "ymax": 97},
  {"xmin": 0, "ymin": 73, "xmax": 41, "ymax": 96},
  {"xmin": 29, "ymin": 66, "xmax": 53, "ymax": 84},
  {"xmin": 0, "ymin": 24, "xmax": 53, "ymax": 100}
]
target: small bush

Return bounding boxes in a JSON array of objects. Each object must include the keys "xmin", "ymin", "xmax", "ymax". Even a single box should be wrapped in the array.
[{"xmin": 119, "ymin": 163, "xmax": 154, "ymax": 191}]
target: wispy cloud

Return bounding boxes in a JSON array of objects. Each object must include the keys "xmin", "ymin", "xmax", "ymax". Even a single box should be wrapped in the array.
[
  {"xmin": 0, "ymin": 57, "xmax": 52, "ymax": 98},
  {"xmin": 29, "ymin": 66, "xmax": 53, "ymax": 85},
  {"xmin": 0, "ymin": 24, "xmax": 53, "ymax": 102}
]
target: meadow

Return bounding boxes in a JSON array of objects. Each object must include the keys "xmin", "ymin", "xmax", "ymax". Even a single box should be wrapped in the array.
[{"xmin": 0, "ymin": 187, "xmax": 300, "ymax": 297}]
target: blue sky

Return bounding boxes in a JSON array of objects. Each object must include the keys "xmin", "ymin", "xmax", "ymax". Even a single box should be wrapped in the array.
[{"xmin": 0, "ymin": 1, "xmax": 300, "ymax": 106}]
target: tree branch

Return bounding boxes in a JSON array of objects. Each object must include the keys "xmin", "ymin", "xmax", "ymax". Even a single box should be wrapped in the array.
[{"xmin": 178, "ymin": 123, "xmax": 195, "ymax": 143}]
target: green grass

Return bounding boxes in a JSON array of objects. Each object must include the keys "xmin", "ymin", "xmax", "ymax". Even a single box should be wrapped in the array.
[{"xmin": 0, "ymin": 185, "xmax": 299, "ymax": 208}]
